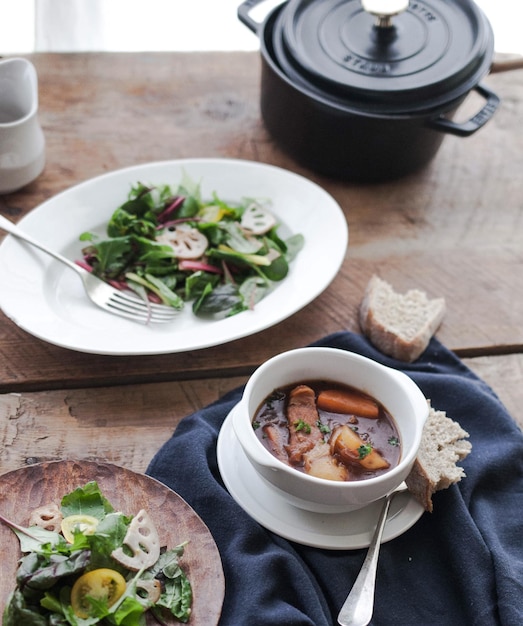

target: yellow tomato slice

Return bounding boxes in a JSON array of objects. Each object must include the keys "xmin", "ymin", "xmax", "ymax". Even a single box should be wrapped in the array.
[
  {"xmin": 71, "ymin": 568, "xmax": 126, "ymax": 618},
  {"xmin": 61, "ymin": 514, "xmax": 99, "ymax": 543},
  {"xmin": 199, "ymin": 204, "xmax": 227, "ymax": 222}
]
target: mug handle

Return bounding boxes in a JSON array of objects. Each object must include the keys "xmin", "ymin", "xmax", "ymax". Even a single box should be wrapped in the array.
[{"xmin": 428, "ymin": 84, "xmax": 500, "ymax": 137}]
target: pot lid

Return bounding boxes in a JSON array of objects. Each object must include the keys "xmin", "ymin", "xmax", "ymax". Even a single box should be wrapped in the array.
[{"xmin": 276, "ymin": 0, "xmax": 494, "ymax": 112}]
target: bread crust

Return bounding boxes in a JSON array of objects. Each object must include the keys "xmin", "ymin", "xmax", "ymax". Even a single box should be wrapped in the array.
[
  {"xmin": 359, "ymin": 276, "xmax": 469, "ymax": 512},
  {"xmin": 406, "ymin": 403, "xmax": 471, "ymax": 512},
  {"xmin": 359, "ymin": 275, "xmax": 446, "ymax": 362}
]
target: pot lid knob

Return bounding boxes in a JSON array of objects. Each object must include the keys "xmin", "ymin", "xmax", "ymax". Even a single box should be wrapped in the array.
[{"xmin": 361, "ymin": 0, "xmax": 409, "ymax": 28}]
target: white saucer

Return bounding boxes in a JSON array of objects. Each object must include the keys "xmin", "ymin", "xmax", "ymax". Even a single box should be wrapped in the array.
[{"xmin": 216, "ymin": 406, "xmax": 425, "ymax": 550}]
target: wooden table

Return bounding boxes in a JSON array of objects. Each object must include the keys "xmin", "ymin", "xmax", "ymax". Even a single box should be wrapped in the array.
[{"xmin": 0, "ymin": 52, "xmax": 522, "ymax": 479}]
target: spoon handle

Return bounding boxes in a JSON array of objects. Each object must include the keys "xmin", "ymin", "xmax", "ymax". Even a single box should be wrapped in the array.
[{"xmin": 337, "ymin": 493, "xmax": 394, "ymax": 626}]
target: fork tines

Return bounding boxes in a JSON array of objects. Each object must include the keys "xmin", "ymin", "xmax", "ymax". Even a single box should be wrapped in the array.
[{"xmin": 105, "ymin": 292, "xmax": 178, "ymax": 324}]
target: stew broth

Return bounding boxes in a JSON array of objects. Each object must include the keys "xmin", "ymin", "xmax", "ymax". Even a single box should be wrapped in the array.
[{"xmin": 252, "ymin": 380, "xmax": 401, "ymax": 482}]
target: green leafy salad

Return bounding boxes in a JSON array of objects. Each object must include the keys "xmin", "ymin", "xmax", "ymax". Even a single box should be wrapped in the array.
[
  {"xmin": 78, "ymin": 173, "xmax": 304, "ymax": 318},
  {"xmin": 1, "ymin": 482, "xmax": 192, "ymax": 625}
]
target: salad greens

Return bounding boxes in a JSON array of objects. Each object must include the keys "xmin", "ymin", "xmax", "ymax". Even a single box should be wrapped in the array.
[
  {"xmin": 78, "ymin": 172, "xmax": 304, "ymax": 318},
  {"xmin": 1, "ymin": 482, "xmax": 192, "ymax": 625}
]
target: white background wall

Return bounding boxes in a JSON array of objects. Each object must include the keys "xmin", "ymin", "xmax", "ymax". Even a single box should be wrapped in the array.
[{"xmin": 0, "ymin": 0, "xmax": 521, "ymax": 54}]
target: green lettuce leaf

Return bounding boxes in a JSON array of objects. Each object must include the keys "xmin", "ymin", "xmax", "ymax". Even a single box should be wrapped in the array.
[{"xmin": 61, "ymin": 482, "xmax": 115, "ymax": 520}]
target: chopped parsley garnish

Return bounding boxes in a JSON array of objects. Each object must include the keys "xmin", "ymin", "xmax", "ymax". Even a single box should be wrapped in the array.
[
  {"xmin": 266, "ymin": 390, "xmax": 284, "ymax": 410},
  {"xmin": 317, "ymin": 420, "xmax": 331, "ymax": 442},
  {"xmin": 358, "ymin": 444, "xmax": 373, "ymax": 459},
  {"xmin": 317, "ymin": 420, "xmax": 331, "ymax": 435},
  {"xmin": 294, "ymin": 419, "xmax": 312, "ymax": 434},
  {"xmin": 388, "ymin": 436, "xmax": 400, "ymax": 447}
]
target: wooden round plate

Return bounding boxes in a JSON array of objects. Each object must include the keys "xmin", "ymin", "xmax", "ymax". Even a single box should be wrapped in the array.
[{"xmin": 0, "ymin": 460, "xmax": 224, "ymax": 625}]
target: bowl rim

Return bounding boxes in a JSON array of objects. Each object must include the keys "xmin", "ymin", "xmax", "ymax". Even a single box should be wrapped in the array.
[{"xmin": 235, "ymin": 346, "xmax": 428, "ymax": 489}]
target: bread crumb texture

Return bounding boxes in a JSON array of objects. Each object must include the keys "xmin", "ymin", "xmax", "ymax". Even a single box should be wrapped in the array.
[
  {"xmin": 359, "ymin": 275, "xmax": 446, "ymax": 362},
  {"xmin": 406, "ymin": 402, "xmax": 472, "ymax": 512}
]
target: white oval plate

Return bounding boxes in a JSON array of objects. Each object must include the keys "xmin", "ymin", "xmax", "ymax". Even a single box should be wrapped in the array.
[{"xmin": 0, "ymin": 159, "xmax": 348, "ymax": 355}]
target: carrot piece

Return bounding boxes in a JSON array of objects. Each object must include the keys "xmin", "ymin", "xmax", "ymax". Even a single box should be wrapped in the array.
[{"xmin": 317, "ymin": 388, "xmax": 380, "ymax": 418}]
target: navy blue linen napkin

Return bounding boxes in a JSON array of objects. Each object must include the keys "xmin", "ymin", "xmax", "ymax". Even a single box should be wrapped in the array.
[{"xmin": 147, "ymin": 332, "xmax": 523, "ymax": 626}]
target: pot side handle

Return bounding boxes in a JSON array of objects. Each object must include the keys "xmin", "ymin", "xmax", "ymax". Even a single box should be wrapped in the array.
[
  {"xmin": 428, "ymin": 84, "xmax": 500, "ymax": 137},
  {"xmin": 238, "ymin": 0, "xmax": 281, "ymax": 35}
]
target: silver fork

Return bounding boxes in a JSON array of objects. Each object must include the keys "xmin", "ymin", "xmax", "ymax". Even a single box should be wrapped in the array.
[
  {"xmin": 0, "ymin": 214, "xmax": 178, "ymax": 324},
  {"xmin": 337, "ymin": 482, "xmax": 409, "ymax": 626}
]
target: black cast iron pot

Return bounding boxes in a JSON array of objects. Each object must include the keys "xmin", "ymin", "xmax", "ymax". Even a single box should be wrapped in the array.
[{"xmin": 238, "ymin": 0, "xmax": 499, "ymax": 182}]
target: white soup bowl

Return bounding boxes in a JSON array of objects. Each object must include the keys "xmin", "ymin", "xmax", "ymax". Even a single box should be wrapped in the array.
[{"xmin": 232, "ymin": 346, "xmax": 428, "ymax": 513}]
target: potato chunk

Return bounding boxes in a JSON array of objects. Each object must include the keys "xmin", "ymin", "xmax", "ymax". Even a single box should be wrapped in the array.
[
  {"xmin": 331, "ymin": 425, "xmax": 390, "ymax": 470},
  {"xmin": 303, "ymin": 441, "xmax": 348, "ymax": 481}
]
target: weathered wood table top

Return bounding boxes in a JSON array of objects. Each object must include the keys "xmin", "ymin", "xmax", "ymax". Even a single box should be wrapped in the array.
[{"xmin": 0, "ymin": 52, "xmax": 522, "ymax": 478}]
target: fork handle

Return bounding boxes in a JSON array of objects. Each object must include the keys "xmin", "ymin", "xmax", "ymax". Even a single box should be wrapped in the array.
[{"xmin": 0, "ymin": 213, "xmax": 82, "ymax": 273}]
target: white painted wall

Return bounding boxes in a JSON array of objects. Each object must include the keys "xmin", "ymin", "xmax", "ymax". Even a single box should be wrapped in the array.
[{"xmin": 0, "ymin": 0, "xmax": 521, "ymax": 54}]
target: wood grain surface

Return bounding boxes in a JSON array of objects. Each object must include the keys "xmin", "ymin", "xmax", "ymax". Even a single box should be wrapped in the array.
[
  {"xmin": 1, "ymin": 52, "xmax": 522, "ymax": 393},
  {"xmin": 0, "ymin": 377, "xmax": 245, "ymax": 475},
  {"xmin": 0, "ymin": 460, "xmax": 224, "ymax": 624},
  {"xmin": 0, "ymin": 53, "xmax": 521, "ymax": 494},
  {"xmin": 0, "ymin": 362, "xmax": 520, "ymax": 482}
]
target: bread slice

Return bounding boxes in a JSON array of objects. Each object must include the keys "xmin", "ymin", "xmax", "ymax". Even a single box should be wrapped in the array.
[
  {"xmin": 359, "ymin": 275, "xmax": 446, "ymax": 362},
  {"xmin": 406, "ymin": 403, "xmax": 471, "ymax": 512}
]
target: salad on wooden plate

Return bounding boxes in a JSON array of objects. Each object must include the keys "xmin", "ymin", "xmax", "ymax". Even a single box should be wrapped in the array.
[
  {"xmin": 1, "ymin": 481, "xmax": 191, "ymax": 625},
  {"xmin": 0, "ymin": 461, "xmax": 224, "ymax": 626}
]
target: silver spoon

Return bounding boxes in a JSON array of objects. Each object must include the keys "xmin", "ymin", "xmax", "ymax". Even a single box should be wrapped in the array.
[{"xmin": 337, "ymin": 482, "xmax": 408, "ymax": 626}]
